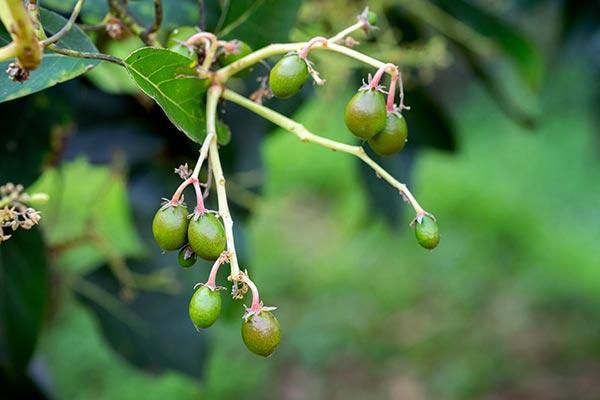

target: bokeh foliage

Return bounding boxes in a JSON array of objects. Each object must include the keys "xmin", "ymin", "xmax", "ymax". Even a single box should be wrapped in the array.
[{"xmin": 1, "ymin": 0, "xmax": 598, "ymax": 399}]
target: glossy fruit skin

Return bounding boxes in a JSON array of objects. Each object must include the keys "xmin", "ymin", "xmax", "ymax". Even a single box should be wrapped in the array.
[
  {"xmin": 367, "ymin": 11, "xmax": 378, "ymax": 25},
  {"xmin": 269, "ymin": 54, "xmax": 309, "ymax": 98},
  {"xmin": 344, "ymin": 89, "xmax": 387, "ymax": 139},
  {"xmin": 166, "ymin": 26, "xmax": 197, "ymax": 61},
  {"xmin": 189, "ymin": 286, "xmax": 221, "ymax": 329},
  {"xmin": 241, "ymin": 311, "xmax": 281, "ymax": 357},
  {"xmin": 152, "ymin": 205, "xmax": 189, "ymax": 251},
  {"xmin": 415, "ymin": 216, "xmax": 440, "ymax": 250},
  {"xmin": 178, "ymin": 247, "xmax": 197, "ymax": 268},
  {"xmin": 368, "ymin": 113, "xmax": 408, "ymax": 156},
  {"xmin": 187, "ymin": 213, "xmax": 227, "ymax": 261}
]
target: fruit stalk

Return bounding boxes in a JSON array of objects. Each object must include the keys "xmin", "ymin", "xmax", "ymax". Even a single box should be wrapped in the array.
[
  {"xmin": 41, "ymin": 0, "xmax": 85, "ymax": 46},
  {"xmin": 216, "ymin": 41, "xmax": 389, "ymax": 83},
  {"xmin": 328, "ymin": 21, "xmax": 365, "ymax": 44},
  {"xmin": 221, "ymin": 89, "xmax": 428, "ymax": 217},
  {"xmin": 241, "ymin": 273, "xmax": 262, "ymax": 312},
  {"xmin": 206, "ymin": 86, "xmax": 241, "ymax": 280},
  {"xmin": 205, "ymin": 252, "xmax": 228, "ymax": 289},
  {"xmin": 0, "ymin": 0, "xmax": 42, "ymax": 69}
]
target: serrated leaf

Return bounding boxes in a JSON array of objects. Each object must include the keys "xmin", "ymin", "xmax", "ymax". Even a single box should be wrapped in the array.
[
  {"xmin": 125, "ymin": 47, "xmax": 228, "ymax": 144},
  {"xmin": 0, "ymin": 228, "xmax": 48, "ymax": 374},
  {"xmin": 29, "ymin": 158, "xmax": 146, "ymax": 275},
  {"xmin": 0, "ymin": 9, "xmax": 100, "ymax": 103}
]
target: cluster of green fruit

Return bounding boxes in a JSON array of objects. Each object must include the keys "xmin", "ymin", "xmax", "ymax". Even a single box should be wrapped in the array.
[
  {"xmin": 267, "ymin": 56, "xmax": 439, "ymax": 250},
  {"xmin": 152, "ymin": 202, "xmax": 281, "ymax": 357}
]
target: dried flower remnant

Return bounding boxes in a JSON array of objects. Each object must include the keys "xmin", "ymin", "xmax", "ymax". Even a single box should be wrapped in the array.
[{"xmin": 0, "ymin": 183, "xmax": 48, "ymax": 243}]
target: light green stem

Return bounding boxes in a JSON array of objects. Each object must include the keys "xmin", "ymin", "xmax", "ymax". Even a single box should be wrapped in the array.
[
  {"xmin": 220, "ymin": 89, "xmax": 426, "ymax": 216},
  {"xmin": 205, "ymin": 85, "xmax": 241, "ymax": 280}
]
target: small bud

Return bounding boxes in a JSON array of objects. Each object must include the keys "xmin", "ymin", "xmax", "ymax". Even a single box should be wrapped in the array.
[
  {"xmin": 6, "ymin": 63, "xmax": 29, "ymax": 82},
  {"xmin": 27, "ymin": 192, "xmax": 49, "ymax": 206}
]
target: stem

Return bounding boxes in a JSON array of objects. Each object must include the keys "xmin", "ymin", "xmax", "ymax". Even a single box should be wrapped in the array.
[
  {"xmin": 221, "ymin": 89, "xmax": 427, "ymax": 216},
  {"xmin": 216, "ymin": 41, "xmax": 389, "ymax": 82},
  {"xmin": 298, "ymin": 36, "xmax": 327, "ymax": 59},
  {"xmin": 369, "ymin": 63, "xmax": 397, "ymax": 89},
  {"xmin": 107, "ymin": 0, "xmax": 160, "ymax": 46},
  {"xmin": 206, "ymin": 86, "xmax": 241, "ymax": 281},
  {"xmin": 46, "ymin": 44, "xmax": 125, "ymax": 66},
  {"xmin": 0, "ymin": 0, "xmax": 42, "ymax": 69},
  {"xmin": 329, "ymin": 21, "xmax": 364, "ymax": 44},
  {"xmin": 41, "ymin": 0, "xmax": 85, "ymax": 46},
  {"xmin": 191, "ymin": 179, "xmax": 205, "ymax": 213},
  {"xmin": 144, "ymin": 0, "xmax": 163, "ymax": 36},
  {"xmin": 185, "ymin": 31, "xmax": 217, "ymax": 47},
  {"xmin": 0, "ymin": 42, "xmax": 16, "ymax": 61},
  {"xmin": 170, "ymin": 177, "xmax": 192, "ymax": 203},
  {"xmin": 387, "ymin": 73, "xmax": 397, "ymax": 112},
  {"xmin": 241, "ymin": 273, "xmax": 261, "ymax": 311},
  {"xmin": 205, "ymin": 251, "xmax": 228, "ymax": 289}
]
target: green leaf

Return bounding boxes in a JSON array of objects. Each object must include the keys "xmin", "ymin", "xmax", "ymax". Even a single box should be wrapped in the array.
[
  {"xmin": 125, "ymin": 47, "xmax": 228, "ymax": 144},
  {"xmin": 29, "ymin": 158, "xmax": 146, "ymax": 275},
  {"xmin": 217, "ymin": 0, "xmax": 302, "ymax": 48},
  {"xmin": 0, "ymin": 228, "xmax": 48, "ymax": 374},
  {"xmin": 0, "ymin": 9, "xmax": 100, "ymax": 103}
]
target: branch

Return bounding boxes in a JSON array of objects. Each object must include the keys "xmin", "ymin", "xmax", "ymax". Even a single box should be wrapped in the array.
[
  {"xmin": 41, "ymin": 0, "xmax": 85, "ymax": 46},
  {"xmin": 221, "ymin": 89, "xmax": 428, "ymax": 217},
  {"xmin": 46, "ymin": 44, "xmax": 125, "ymax": 66},
  {"xmin": 0, "ymin": 0, "xmax": 42, "ymax": 69},
  {"xmin": 206, "ymin": 86, "xmax": 242, "ymax": 281},
  {"xmin": 107, "ymin": 0, "xmax": 160, "ymax": 46},
  {"xmin": 144, "ymin": 0, "xmax": 163, "ymax": 36}
]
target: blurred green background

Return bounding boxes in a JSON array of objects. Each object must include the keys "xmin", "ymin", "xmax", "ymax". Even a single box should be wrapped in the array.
[{"xmin": 1, "ymin": 0, "xmax": 599, "ymax": 399}]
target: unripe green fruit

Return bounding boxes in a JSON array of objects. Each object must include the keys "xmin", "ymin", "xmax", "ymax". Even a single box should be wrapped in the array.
[
  {"xmin": 189, "ymin": 286, "xmax": 221, "ymax": 329},
  {"xmin": 152, "ymin": 205, "xmax": 189, "ymax": 251},
  {"xmin": 344, "ymin": 89, "xmax": 387, "ymax": 139},
  {"xmin": 415, "ymin": 216, "xmax": 440, "ymax": 250},
  {"xmin": 367, "ymin": 11, "xmax": 378, "ymax": 25},
  {"xmin": 178, "ymin": 247, "xmax": 197, "ymax": 268},
  {"xmin": 269, "ymin": 54, "xmax": 309, "ymax": 98},
  {"xmin": 368, "ymin": 113, "xmax": 408, "ymax": 156},
  {"xmin": 241, "ymin": 311, "xmax": 281, "ymax": 357},
  {"xmin": 187, "ymin": 213, "xmax": 227, "ymax": 261},
  {"xmin": 166, "ymin": 26, "xmax": 198, "ymax": 61}
]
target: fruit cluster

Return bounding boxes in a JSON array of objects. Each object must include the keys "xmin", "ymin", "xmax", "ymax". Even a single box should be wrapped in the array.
[
  {"xmin": 151, "ymin": 7, "xmax": 441, "ymax": 359},
  {"xmin": 152, "ymin": 174, "xmax": 280, "ymax": 357}
]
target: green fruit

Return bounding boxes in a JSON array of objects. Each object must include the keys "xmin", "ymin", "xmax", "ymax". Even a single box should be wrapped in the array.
[
  {"xmin": 368, "ymin": 113, "xmax": 408, "ymax": 156},
  {"xmin": 344, "ymin": 89, "xmax": 387, "ymax": 139},
  {"xmin": 241, "ymin": 311, "xmax": 281, "ymax": 357},
  {"xmin": 152, "ymin": 204, "xmax": 189, "ymax": 251},
  {"xmin": 269, "ymin": 54, "xmax": 309, "ymax": 98},
  {"xmin": 367, "ymin": 11, "xmax": 378, "ymax": 25},
  {"xmin": 415, "ymin": 215, "xmax": 440, "ymax": 250},
  {"xmin": 187, "ymin": 212, "xmax": 227, "ymax": 261},
  {"xmin": 166, "ymin": 26, "xmax": 198, "ymax": 61},
  {"xmin": 218, "ymin": 40, "xmax": 252, "ymax": 71},
  {"xmin": 189, "ymin": 286, "xmax": 221, "ymax": 329},
  {"xmin": 178, "ymin": 247, "xmax": 197, "ymax": 268}
]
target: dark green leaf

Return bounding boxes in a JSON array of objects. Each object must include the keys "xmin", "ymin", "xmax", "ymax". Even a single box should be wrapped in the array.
[
  {"xmin": 0, "ymin": 9, "xmax": 100, "ymax": 103},
  {"xmin": 125, "ymin": 47, "xmax": 228, "ymax": 144},
  {"xmin": 217, "ymin": 0, "xmax": 302, "ymax": 48},
  {"xmin": 429, "ymin": 0, "xmax": 544, "ymax": 90},
  {"xmin": 0, "ymin": 89, "xmax": 71, "ymax": 186},
  {"xmin": 0, "ymin": 229, "xmax": 48, "ymax": 374}
]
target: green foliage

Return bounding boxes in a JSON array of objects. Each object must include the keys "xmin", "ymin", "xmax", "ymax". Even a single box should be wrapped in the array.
[
  {"xmin": 30, "ymin": 158, "xmax": 145, "ymax": 275},
  {"xmin": 0, "ymin": 229, "xmax": 47, "ymax": 375},
  {"xmin": 0, "ymin": 9, "xmax": 99, "ymax": 103},
  {"xmin": 217, "ymin": 0, "xmax": 302, "ymax": 48}
]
